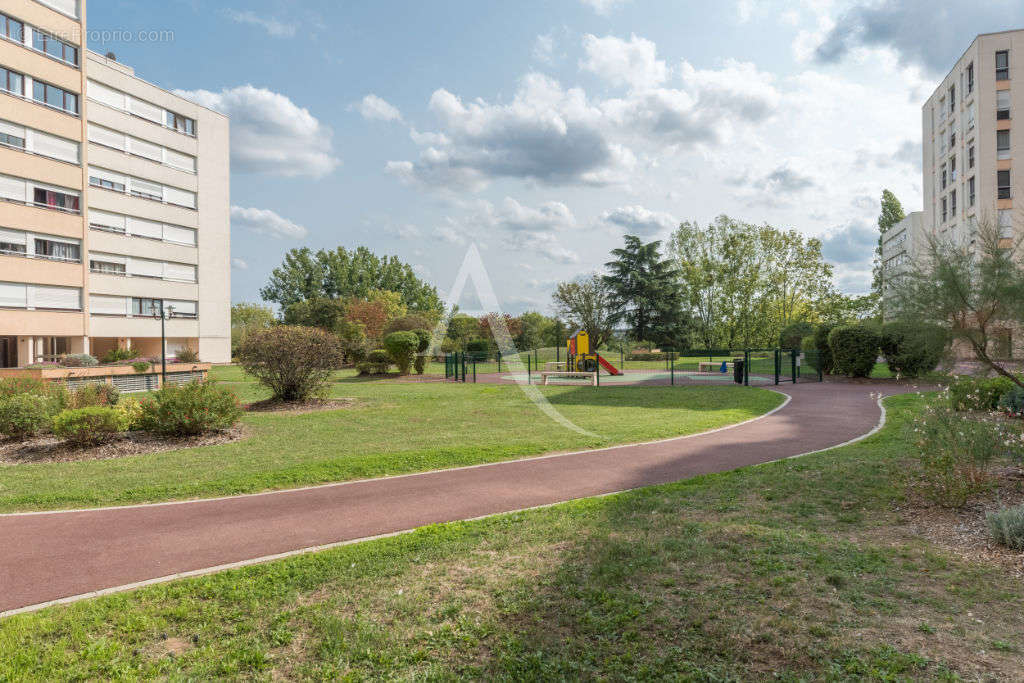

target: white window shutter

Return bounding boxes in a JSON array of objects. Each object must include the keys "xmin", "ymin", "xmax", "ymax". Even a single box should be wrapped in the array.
[
  {"xmin": 128, "ymin": 136, "xmax": 162, "ymax": 161},
  {"xmin": 0, "ymin": 227, "xmax": 25, "ymax": 244},
  {"xmin": 87, "ymin": 80, "xmax": 126, "ymax": 110},
  {"xmin": 0, "ymin": 174, "xmax": 27, "ymax": 202},
  {"xmin": 128, "ymin": 96, "xmax": 163, "ymax": 123},
  {"xmin": 33, "ymin": 285, "xmax": 80, "ymax": 310},
  {"xmin": 126, "ymin": 216, "xmax": 163, "ymax": 239},
  {"xmin": 167, "ymin": 300, "xmax": 197, "ymax": 316},
  {"xmin": 164, "ymin": 262, "xmax": 196, "ymax": 282},
  {"xmin": 164, "ymin": 186, "xmax": 196, "ymax": 208},
  {"xmin": 89, "ymin": 166, "xmax": 127, "ymax": 187},
  {"xmin": 31, "ymin": 131, "xmax": 80, "ymax": 163},
  {"xmin": 128, "ymin": 257, "xmax": 164, "ymax": 278},
  {"xmin": 163, "ymin": 224, "xmax": 196, "ymax": 245},
  {"xmin": 89, "ymin": 294, "xmax": 127, "ymax": 315},
  {"xmin": 0, "ymin": 282, "xmax": 27, "ymax": 308},
  {"xmin": 0, "ymin": 120, "xmax": 25, "ymax": 139},
  {"xmin": 88, "ymin": 124, "xmax": 126, "ymax": 150},
  {"xmin": 89, "ymin": 210, "xmax": 127, "ymax": 232},
  {"xmin": 129, "ymin": 177, "xmax": 163, "ymax": 198},
  {"xmin": 165, "ymin": 149, "xmax": 196, "ymax": 172}
]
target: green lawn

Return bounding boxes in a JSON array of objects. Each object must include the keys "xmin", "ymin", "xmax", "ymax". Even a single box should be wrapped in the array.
[
  {"xmin": 3, "ymin": 393, "xmax": 1022, "ymax": 679},
  {"xmin": 0, "ymin": 367, "xmax": 782, "ymax": 512}
]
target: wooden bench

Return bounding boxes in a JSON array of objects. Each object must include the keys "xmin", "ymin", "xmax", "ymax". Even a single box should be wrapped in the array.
[
  {"xmin": 698, "ymin": 361, "xmax": 733, "ymax": 373},
  {"xmin": 540, "ymin": 371, "xmax": 598, "ymax": 386},
  {"xmin": 544, "ymin": 361, "xmax": 567, "ymax": 371}
]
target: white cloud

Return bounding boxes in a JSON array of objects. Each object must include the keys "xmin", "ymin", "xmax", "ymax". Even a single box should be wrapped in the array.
[
  {"xmin": 175, "ymin": 85, "xmax": 339, "ymax": 178},
  {"xmin": 231, "ymin": 257, "xmax": 249, "ymax": 270},
  {"xmin": 355, "ymin": 94, "xmax": 402, "ymax": 122},
  {"xmin": 601, "ymin": 205, "xmax": 676, "ymax": 236},
  {"xmin": 533, "ymin": 33, "xmax": 555, "ymax": 63},
  {"xmin": 580, "ymin": 0, "xmax": 629, "ymax": 15},
  {"xmin": 223, "ymin": 9, "xmax": 297, "ymax": 37},
  {"xmin": 495, "ymin": 197, "xmax": 576, "ymax": 233},
  {"xmin": 580, "ymin": 34, "xmax": 668, "ymax": 90},
  {"xmin": 231, "ymin": 206, "xmax": 309, "ymax": 240}
]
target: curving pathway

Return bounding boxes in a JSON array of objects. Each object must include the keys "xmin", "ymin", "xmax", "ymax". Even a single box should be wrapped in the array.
[{"xmin": 0, "ymin": 382, "xmax": 909, "ymax": 617}]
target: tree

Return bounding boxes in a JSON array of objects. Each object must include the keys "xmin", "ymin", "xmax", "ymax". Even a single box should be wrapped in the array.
[
  {"xmin": 446, "ymin": 314, "xmax": 480, "ymax": 350},
  {"xmin": 873, "ymin": 189, "xmax": 905, "ymax": 309},
  {"xmin": 344, "ymin": 290, "xmax": 407, "ymax": 341},
  {"xmin": 551, "ymin": 275, "xmax": 616, "ymax": 349},
  {"xmin": 261, "ymin": 246, "xmax": 444, "ymax": 315},
  {"xmin": 602, "ymin": 236, "xmax": 684, "ymax": 346},
  {"xmin": 517, "ymin": 311, "xmax": 554, "ymax": 351},
  {"xmin": 282, "ymin": 297, "xmax": 347, "ymax": 331},
  {"xmin": 889, "ymin": 217, "xmax": 1024, "ymax": 388},
  {"xmin": 478, "ymin": 314, "xmax": 523, "ymax": 347},
  {"xmin": 231, "ymin": 302, "xmax": 275, "ymax": 357}
]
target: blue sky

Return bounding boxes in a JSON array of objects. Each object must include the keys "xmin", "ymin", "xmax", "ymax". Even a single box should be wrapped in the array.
[{"xmin": 85, "ymin": 0, "xmax": 1024, "ymax": 313}]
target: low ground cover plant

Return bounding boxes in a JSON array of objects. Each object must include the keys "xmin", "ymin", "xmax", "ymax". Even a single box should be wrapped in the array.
[
  {"xmin": 237, "ymin": 326, "xmax": 344, "ymax": 402},
  {"xmin": 948, "ymin": 375, "xmax": 1016, "ymax": 412},
  {"xmin": 987, "ymin": 505, "xmax": 1024, "ymax": 550},
  {"xmin": 910, "ymin": 395, "xmax": 1024, "ymax": 507},
  {"xmin": 52, "ymin": 407, "xmax": 129, "ymax": 445},
  {"xmin": 138, "ymin": 381, "xmax": 242, "ymax": 436}
]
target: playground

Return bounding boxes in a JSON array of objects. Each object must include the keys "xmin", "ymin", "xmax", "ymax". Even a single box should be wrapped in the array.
[{"xmin": 445, "ymin": 329, "xmax": 823, "ymax": 387}]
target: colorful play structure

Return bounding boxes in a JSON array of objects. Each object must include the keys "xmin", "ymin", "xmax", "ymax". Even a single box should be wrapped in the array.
[{"xmin": 566, "ymin": 329, "xmax": 621, "ymax": 375}]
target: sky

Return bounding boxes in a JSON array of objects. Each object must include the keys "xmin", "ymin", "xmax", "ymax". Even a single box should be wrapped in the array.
[{"xmin": 84, "ymin": 0, "xmax": 1024, "ymax": 314}]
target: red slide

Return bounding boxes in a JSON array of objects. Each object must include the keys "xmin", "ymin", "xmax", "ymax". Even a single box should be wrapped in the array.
[{"xmin": 597, "ymin": 354, "xmax": 622, "ymax": 375}]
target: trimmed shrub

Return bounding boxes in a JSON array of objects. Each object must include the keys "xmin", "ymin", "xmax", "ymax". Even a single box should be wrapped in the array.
[
  {"xmin": 132, "ymin": 361, "xmax": 151, "ymax": 373},
  {"xmin": 116, "ymin": 396, "xmax": 144, "ymax": 430},
  {"xmin": 357, "ymin": 349, "xmax": 393, "ymax": 376},
  {"xmin": 828, "ymin": 325, "xmax": 879, "ymax": 378},
  {"xmin": 69, "ymin": 382, "xmax": 119, "ymax": 409},
  {"xmin": 138, "ymin": 381, "xmax": 242, "ymax": 436},
  {"xmin": 627, "ymin": 352, "xmax": 670, "ymax": 361},
  {"xmin": 101, "ymin": 347, "xmax": 139, "ymax": 364},
  {"xmin": 813, "ymin": 323, "xmax": 835, "ymax": 374},
  {"xmin": 0, "ymin": 394, "xmax": 55, "ymax": 438},
  {"xmin": 52, "ymin": 407, "xmax": 128, "ymax": 445},
  {"xmin": 60, "ymin": 353, "xmax": 98, "ymax": 367},
  {"xmin": 909, "ymin": 397, "xmax": 1024, "ymax": 507},
  {"xmin": 987, "ymin": 505, "xmax": 1024, "ymax": 550},
  {"xmin": 779, "ymin": 322, "xmax": 815, "ymax": 351},
  {"xmin": 948, "ymin": 375, "xmax": 1016, "ymax": 411},
  {"xmin": 237, "ymin": 326, "xmax": 345, "ymax": 402},
  {"xmin": 997, "ymin": 386, "xmax": 1024, "ymax": 417},
  {"xmin": 412, "ymin": 329, "xmax": 431, "ymax": 375},
  {"xmin": 464, "ymin": 339, "xmax": 490, "ymax": 360},
  {"xmin": 175, "ymin": 347, "xmax": 200, "ymax": 363},
  {"xmin": 383, "ymin": 314, "xmax": 436, "ymax": 336},
  {"xmin": 879, "ymin": 321, "xmax": 947, "ymax": 378},
  {"xmin": 383, "ymin": 331, "xmax": 419, "ymax": 375}
]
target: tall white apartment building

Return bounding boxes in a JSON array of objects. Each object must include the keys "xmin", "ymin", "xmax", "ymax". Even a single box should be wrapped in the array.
[
  {"xmin": 0, "ymin": 0, "xmax": 230, "ymax": 367},
  {"xmin": 923, "ymin": 30, "xmax": 1021, "ymax": 248}
]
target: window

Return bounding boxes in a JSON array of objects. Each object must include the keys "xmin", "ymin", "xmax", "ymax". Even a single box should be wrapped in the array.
[
  {"xmin": 0, "ymin": 240, "xmax": 25, "ymax": 255},
  {"xmin": 950, "ymin": 131, "xmax": 956, "ymax": 148},
  {"xmin": 32, "ymin": 187, "xmax": 79, "ymax": 212},
  {"xmin": 31, "ymin": 29, "xmax": 78, "ymax": 66},
  {"xmin": 967, "ymin": 62, "xmax": 974, "ymax": 94},
  {"xmin": 132, "ymin": 297, "xmax": 160, "ymax": 317},
  {"xmin": 969, "ymin": 176, "xmax": 976, "ymax": 206},
  {"xmin": 0, "ymin": 66, "xmax": 23, "ymax": 96},
  {"xmin": 950, "ymin": 189, "xmax": 957, "ymax": 216},
  {"xmin": 999, "ymin": 169, "xmax": 1012, "ymax": 199},
  {"xmin": 949, "ymin": 85, "xmax": 955, "ymax": 112},
  {"xmin": 0, "ymin": 131, "xmax": 24, "ymax": 150},
  {"xmin": 996, "ymin": 50, "xmax": 1009, "ymax": 81},
  {"xmin": 969, "ymin": 144, "xmax": 975, "ymax": 168},
  {"xmin": 90, "ymin": 259, "xmax": 125, "ymax": 275},
  {"xmin": 32, "ymin": 80, "xmax": 78, "ymax": 114},
  {"xmin": 998, "ymin": 130, "xmax": 1011, "ymax": 159},
  {"xmin": 941, "ymin": 164, "xmax": 947, "ymax": 189},
  {"xmin": 0, "ymin": 13, "xmax": 23, "ymax": 42},
  {"xmin": 34, "ymin": 238, "xmax": 80, "ymax": 262},
  {"xmin": 999, "ymin": 209, "xmax": 1014, "ymax": 237},
  {"xmin": 165, "ymin": 111, "xmax": 195, "ymax": 136},
  {"xmin": 950, "ymin": 154, "xmax": 957, "ymax": 178},
  {"xmin": 997, "ymin": 90, "xmax": 1011, "ymax": 120},
  {"xmin": 941, "ymin": 196, "xmax": 948, "ymax": 222},
  {"xmin": 89, "ymin": 175, "xmax": 125, "ymax": 192}
]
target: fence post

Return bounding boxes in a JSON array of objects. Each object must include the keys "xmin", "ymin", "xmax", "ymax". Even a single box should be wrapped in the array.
[
  {"xmin": 818, "ymin": 353, "xmax": 823, "ymax": 382},
  {"xmin": 620, "ymin": 346, "xmax": 624, "ymax": 370},
  {"xmin": 462, "ymin": 353, "xmax": 467, "ymax": 383},
  {"xmin": 774, "ymin": 349, "xmax": 780, "ymax": 385},
  {"xmin": 744, "ymin": 350, "xmax": 750, "ymax": 386},
  {"xmin": 670, "ymin": 351, "xmax": 675, "ymax": 386},
  {"xmin": 473, "ymin": 358, "xmax": 477, "ymax": 383},
  {"xmin": 791, "ymin": 349, "xmax": 797, "ymax": 384},
  {"xmin": 527, "ymin": 354, "xmax": 532, "ymax": 385},
  {"xmin": 497, "ymin": 351, "xmax": 501, "ymax": 373},
  {"xmin": 596, "ymin": 361, "xmax": 600, "ymax": 387},
  {"xmin": 556, "ymin": 346, "xmax": 560, "ymax": 362}
]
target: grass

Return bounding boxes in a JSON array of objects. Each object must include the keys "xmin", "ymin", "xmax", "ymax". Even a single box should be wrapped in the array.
[
  {"xmin": 0, "ymin": 366, "xmax": 783, "ymax": 512},
  {"xmin": 2, "ymin": 393, "xmax": 1022, "ymax": 679}
]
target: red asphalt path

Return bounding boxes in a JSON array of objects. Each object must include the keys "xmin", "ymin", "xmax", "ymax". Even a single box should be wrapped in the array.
[{"xmin": 0, "ymin": 382, "xmax": 906, "ymax": 616}]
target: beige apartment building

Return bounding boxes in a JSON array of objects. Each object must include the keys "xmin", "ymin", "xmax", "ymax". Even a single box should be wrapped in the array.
[
  {"xmin": 922, "ymin": 30, "xmax": 1022, "ymax": 357},
  {"xmin": 0, "ymin": 0, "xmax": 230, "ymax": 368}
]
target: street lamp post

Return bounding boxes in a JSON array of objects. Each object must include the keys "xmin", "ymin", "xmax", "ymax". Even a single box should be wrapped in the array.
[{"xmin": 160, "ymin": 300, "xmax": 175, "ymax": 386}]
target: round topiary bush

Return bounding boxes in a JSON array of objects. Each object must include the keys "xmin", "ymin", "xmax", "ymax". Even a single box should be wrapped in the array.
[
  {"xmin": 412, "ymin": 329, "xmax": 431, "ymax": 375},
  {"xmin": 383, "ymin": 331, "xmax": 419, "ymax": 375},
  {"xmin": 779, "ymin": 322, "xmax": 815, "ymax": 351},
  {"xmin": 828, "ymin": 325, "xmax": 880, "ymax": 378},
  {"xmin": 138, "ymin": 381, "xmax": 242, "ymax": 436},
  {"xmin": 878, "ymin": 321, "xmax": 948, "ymax": 378},
  {"xmin": 238, "ymin": 326, "xmax": 345, "ymax": 402}
]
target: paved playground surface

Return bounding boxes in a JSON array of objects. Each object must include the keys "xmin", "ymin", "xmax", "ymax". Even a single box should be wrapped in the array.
[{"xmin": 0, "ymin": 382, "xmax": 910, "ymax": 617}]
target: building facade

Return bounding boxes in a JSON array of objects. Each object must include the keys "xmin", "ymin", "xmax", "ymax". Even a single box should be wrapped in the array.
[
  {"xmin": 0, "ymin": 0, "xmax": 230, "ymax": 367},
  {"xmin": 923, "ymin": 30, "xmax": 1020, "ymax": 250},
  {"xmin": 880, "ymin": 211, "xmax": 924, "ymax": 311}
]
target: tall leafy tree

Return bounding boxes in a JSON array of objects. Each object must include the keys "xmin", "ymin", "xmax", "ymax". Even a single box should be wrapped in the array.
[
  {"xmin": 873, "ymin": 189, "xmax": 905, "ymax": 308},
  {"xmin": 551, "ymin": 275, "xmax": 617, "ymax": 349},
  {"xmin": 261, "ymin": 246, "xmax": 444, "ymax": 315},
  {"xmin": 602, "ymin": 236, "xmax": 685, "ymax": 345}
]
